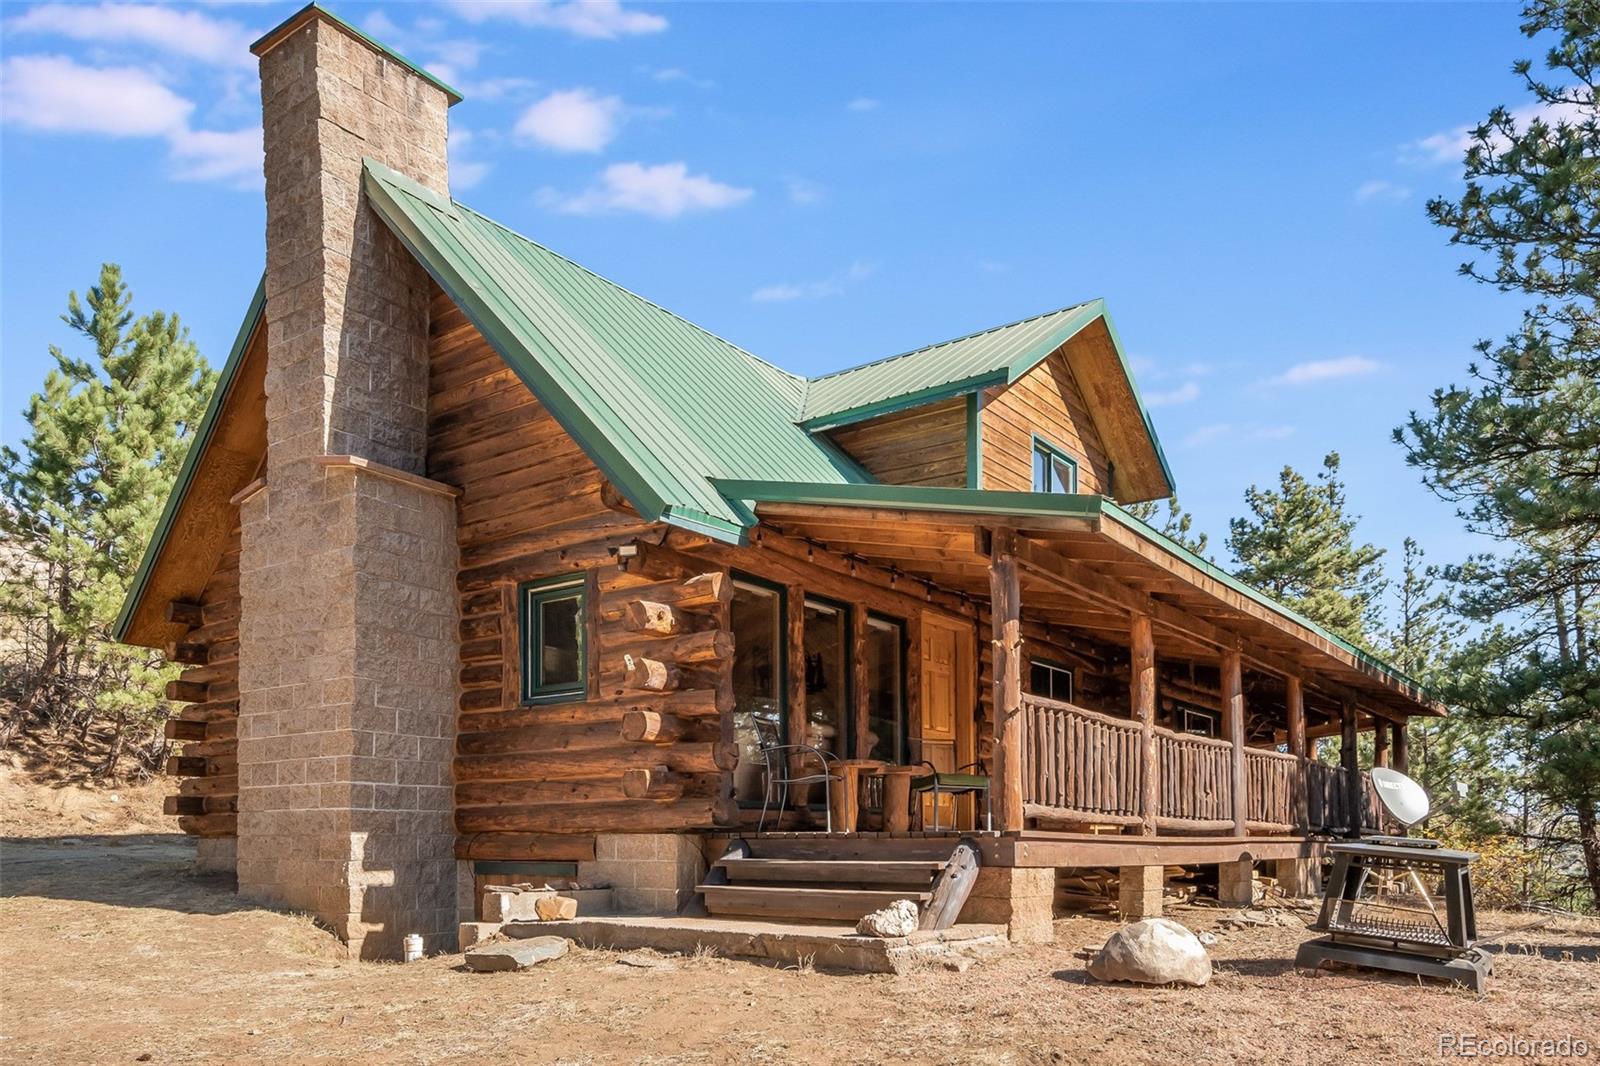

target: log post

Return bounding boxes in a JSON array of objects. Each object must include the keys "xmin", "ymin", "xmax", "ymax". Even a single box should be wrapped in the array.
[
  {"xmin": 1373, "ymin": 718, "xmax": 1391, "ymax": 769},
  {"xmin": 1341, "ymin": 702, "xmax": 1360, "ymax": 836},
  {"xmin": 1220, "ymin": 649, "xmax": 1246, "ymax": 837},
  {"xmin": 988, "ymin": 527, "xmax": 1024, "ymax": 833},
  {"xmin": 1129, "ymin": 612, "xmax": 1157, "ymax": 835},
  {"xmin": 1285, "ymin": 676, "xmax": 1308, "ymax": 832},
  {"xmin": 1392, "ymin": 719, "xmax": 1409, "ymax": 775},
  {"xmin": 785, "ymin": 584, "xmax": 809, "ymax": 809}
]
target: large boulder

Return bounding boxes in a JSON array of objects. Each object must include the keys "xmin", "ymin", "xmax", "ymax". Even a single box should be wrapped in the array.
[
  {"xmin": 856, "ymin": 900, "xmax": 920, "ymax": 938},
  {"xmin": 1086, "ymin": 918, "xmax": 1212, "ymax": 987},
  {"xmin": 465, "ymin": 935, "xmax": 570, "ymax": 972}
]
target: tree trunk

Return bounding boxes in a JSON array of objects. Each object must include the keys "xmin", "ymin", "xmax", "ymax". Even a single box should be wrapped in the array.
[{"xmin": 1577, "ymin": 797, "xmax": 1600, "ymax": 912}]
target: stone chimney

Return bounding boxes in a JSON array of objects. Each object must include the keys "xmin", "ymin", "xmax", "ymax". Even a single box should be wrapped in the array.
[{"xmin": 237, "ymin": 5, "xmax": 463, "ymax": 959}]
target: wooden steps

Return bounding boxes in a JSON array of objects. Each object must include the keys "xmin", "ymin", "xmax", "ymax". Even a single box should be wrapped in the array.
[{"xmin": 697, "ymin": 837, "xmax": 982, "ymax": 928}]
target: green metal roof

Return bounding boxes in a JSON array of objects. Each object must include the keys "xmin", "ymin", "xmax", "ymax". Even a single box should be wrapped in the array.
[
  {"xmin": 711, "ymin": 479, "xmax": 1438, "ymax": 710},
  {"xmin": 799, "ymin": 301, "xmax": 1103, "ymax": 430},
  {"xmin": 363, "ymin": 159, "xmax": 867, "ymax": 541},
  {"xmin": 112, "ymin": 275, "xmax": 266, "ymax": 642}
]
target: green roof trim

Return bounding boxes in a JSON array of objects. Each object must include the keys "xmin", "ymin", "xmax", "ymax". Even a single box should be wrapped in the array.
[
  {"xmin": 251, "ymin": 3, "xmax": 464, "ymax": 106},
  {"xmin": 112, "ymin": 274, "xmax": 266, "ymax": 642},
  {"xmin": 362, "ymin": 159, "xmax": 867, "ymax": 544},
  {"xmin": 710, "ymin": 478, "xmax": 1436, "ymax": 707}
]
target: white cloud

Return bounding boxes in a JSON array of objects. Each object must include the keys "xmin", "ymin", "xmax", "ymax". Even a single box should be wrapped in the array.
[
  {"xmin": 1409, "ymin": 95, "xmax": 1590, "ymax": 166},
  {"xmin": 0, "ymin": 55, "xmax": 191, "ymax": 136},
  {"xmin": 6, "ymin": 3, "xmax": 258, "ymax": 69},
  {"xmin": 1264, "ymin": 355, "xmax": 1382, "ymax": 387},
  {"xmin": 752, "ymin": 261, "xmax": 872, "ymax": 302},
  {"xmin": 1182, "ymin": 423, "xmax": 1232, "ymax": 448},
  {"xmin": 543, "ymin": 161, "xmax": 752, "ymax": 218},
  {"xmin": 168, "ymin": 125, "xmax": 261, "ymax": 187},
  {"xmin": 1, "ymin": 54, "xmax": 262, "ymax": 188},
  {"xmin": 1354, "ymin": 179, "xmax": 1410, "ymax": 204},
  {"xmin": 644, "ymin": 66, "xmax": 714, "ymax": 89},
  {"xmin": 845, "ymin": 97, "xmax": 880, "ymax": 112},
  {"xmin": 448, "ymin": 0, "xmax": 666, "ymax": 38},
  {"xmin": 785, "ymin": 176, "xmax": 825, "ymax": 206},
  {"xmin": 449, "ymin": 128, "xmax": 491, "ymax": 190},
  {"xmin": 1251, "ymin": 425, "xmax": 1296, "ymax": 441},
  {"xmin": 516, "ymin": 88, "xmax": 623, "ymax": 152},
  {"xmin": 1143, "ymin": 381, "xmax": 1200, "ymax": 408}
]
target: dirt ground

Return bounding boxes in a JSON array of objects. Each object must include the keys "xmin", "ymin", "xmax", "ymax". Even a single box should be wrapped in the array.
[{"xmin": 3, "ymin": 790, "xmax": 1597, "ymax": 1065}]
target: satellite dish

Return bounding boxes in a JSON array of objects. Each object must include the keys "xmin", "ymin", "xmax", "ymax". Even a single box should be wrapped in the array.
[{"xmin": 1370, "ymin": 766, "xmax": 1430, "ymax": 828}]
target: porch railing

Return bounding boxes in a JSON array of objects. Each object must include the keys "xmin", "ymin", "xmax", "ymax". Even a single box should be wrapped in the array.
[{"xmin": 1021, "ymin": 694, "xmax": 1378, "ymax": 835}]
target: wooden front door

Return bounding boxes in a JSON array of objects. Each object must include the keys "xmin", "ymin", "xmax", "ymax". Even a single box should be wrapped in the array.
[{"xmin": 919, "ymin": 612, "xmax": 975, "ymax": 828}]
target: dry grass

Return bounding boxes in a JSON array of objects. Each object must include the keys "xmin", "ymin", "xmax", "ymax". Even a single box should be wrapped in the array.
[{"xmin": 1, "ymin": 828, "xmax": 1596, "ymax": 1065}]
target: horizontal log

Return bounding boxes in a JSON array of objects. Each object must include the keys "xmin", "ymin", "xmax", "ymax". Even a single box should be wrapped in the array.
[
  {"xmin": 607, "ymin": 629, "xmax": 731, "ymax": 666},
  {"xmin": 166, "ymin": 756, "xmax": 209, "ymax": 777},
  {"xmin": 455, "ymin": 798, "xmax": 720, "ymax": 835},
  {"xmin": 176, "ymin": 813, "xmax": 236, "ymax": 838},
  {"xmin": 456, "ymin": 718, "xmax": 663, "ymax": 758},
  {"xmin": 165, "ymin": 680, "xmax": 209, "ymax": 703},
  {"xmin": 166, "ymin": 642, "xmax": 208, "ymax": 665},
  {"xmin": 164, "ymin": 794, "xmax": 237, "ymax": 816},
  {"xmin": 457, "ymin": 687, "xmax": 728, "ymax": 734},
  {"xmin": 454, "ymin": 741, "xmax": 736, "ymax": 783},
  {"xmin": 598, "ymin": 572, "xmax": 728, "ymax": 620},
  {"xmin": 176, "ymin": 738, "xmax": 233, "ymax": 760},
  {"xmin": 177, "ymin": 700, "xmax": 238, "ymax": 723},
  {"xmin": 621, "ymin": 766, "xmax": 682, "ymax": 800},
  {"xmin": 164, "ymin": 719, "xmax": 208, "ymax": 742},
  {"xmin": 454, "ymin": 832, "xmax": 598, "ymax": 862},
  {"xmin": 621, "ymin": 710, "xmax": 683, "ymax": 744},
  {"xmin": 165, "ymin": 600, "xmax": 204, "ymax": 627},
  {"xmin": 455, "ymin": 777, "xmax": 629, "ymax": 808},
  {"xmin": 177, "ymin": 774, "xmax": 238, "ymax": 798}
]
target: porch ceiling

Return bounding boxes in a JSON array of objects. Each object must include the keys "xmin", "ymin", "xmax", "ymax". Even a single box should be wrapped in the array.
[{"xmin": 731, "ymin": 493, "xmax": 1442, "ymax": 724}]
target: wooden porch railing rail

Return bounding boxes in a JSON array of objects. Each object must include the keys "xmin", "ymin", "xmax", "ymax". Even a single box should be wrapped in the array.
[{"xmin": 1020, "ymin": 696, "xmax": 1378, "ymax": 835}]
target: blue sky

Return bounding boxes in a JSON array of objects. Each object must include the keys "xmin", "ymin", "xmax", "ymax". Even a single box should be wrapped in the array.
[{"xmin": 0, "ymin": 1, "xmax": 1539, "ymax": 606}]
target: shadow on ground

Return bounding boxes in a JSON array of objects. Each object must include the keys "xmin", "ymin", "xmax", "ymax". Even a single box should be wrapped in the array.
[{"xmin": 0, "ymin": 834, "xmax": 246, "ymax": 916}]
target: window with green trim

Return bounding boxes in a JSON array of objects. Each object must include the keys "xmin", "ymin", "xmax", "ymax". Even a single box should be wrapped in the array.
[
  {"xmin": 1032, "ymin": 437, "xmax": 1079, "ymax": 494},
  {"xmin": 519, "ymin": 575, "xmax": 587, "ymax": 703}
]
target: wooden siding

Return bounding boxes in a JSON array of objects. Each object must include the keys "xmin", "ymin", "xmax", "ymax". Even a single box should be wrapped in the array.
[
  {"xmin": 429, "ymin": 288, "xmax": 738, "ymax": 855},
  {"xmin": 826, "ymin": 397, "xmax": 968, "ymax": 487},
  {"xmin": 161, "ymin": 516, "xmax": 241, "ymax": 838},
  {"xmin": 979, "ymin": 345, "xmax": 1111, "ymax": 496}
]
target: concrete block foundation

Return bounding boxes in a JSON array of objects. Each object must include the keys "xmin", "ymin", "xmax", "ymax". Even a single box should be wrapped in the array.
[
  {"xmin": 1117, "ymin": 865, "xmax": 1164, "ymax": 919},
  {"xmin": 1217, "ymin": 858, "xmax": 1256, "ymax": 906},
  {"xmin": 960, "ymin": 866, "xmax": 1054, "ymax": 942},
  {"xmin": 578, "ymin": 834, "xmax": 706, "ymax": 914}
]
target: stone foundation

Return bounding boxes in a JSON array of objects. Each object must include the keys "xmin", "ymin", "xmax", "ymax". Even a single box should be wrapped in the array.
[
  {"xmin": 578, "ymin": 834, "xmax": 706, "ymax": 914},
  {"xmin": 960, "ymin": 866, "xmax": 1054, "ymax": 942},
  {"xmin": 1217, "ymin": 858, "xmax": 1256, "ymax": 906},
  {"xmin": 1117, "ymin": 865, "xmax": 1163, "ymax": 920},
  {"xmin": 193, "ymin": 836, "xmax": 237, "ymax": 877}
]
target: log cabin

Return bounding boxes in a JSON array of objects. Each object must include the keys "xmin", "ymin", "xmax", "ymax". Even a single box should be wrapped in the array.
[{"xmin": 115, "ymin": 3, "xmax": 1442, "ymax": 958}]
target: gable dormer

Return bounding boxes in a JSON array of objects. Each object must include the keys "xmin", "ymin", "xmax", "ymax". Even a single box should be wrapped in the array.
[{"xmin": 803, "ymin": 302, "xmax": 1173, "ymax": 503}]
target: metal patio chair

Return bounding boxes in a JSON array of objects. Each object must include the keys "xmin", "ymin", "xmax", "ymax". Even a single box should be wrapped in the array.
[
  {"xmin": 754, "ymin": 717, "xmax": 842, "ymax": 832},
  {"xmin": 910, "ymin": 759, "xmax": 992, "ymax": 832}
]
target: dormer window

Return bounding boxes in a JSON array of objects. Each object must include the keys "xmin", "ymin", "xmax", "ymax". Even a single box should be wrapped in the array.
[{"xmin": 1032, "ymin": 437, "xmax": 1079, "ymax": 494}]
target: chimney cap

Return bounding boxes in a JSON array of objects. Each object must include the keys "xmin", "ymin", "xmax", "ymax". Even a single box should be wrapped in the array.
[{"xmin": 250, "ymin": 2, "xmax": 463, "ymax": 106}]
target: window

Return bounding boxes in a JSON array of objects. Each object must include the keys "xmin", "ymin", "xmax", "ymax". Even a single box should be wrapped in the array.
[
  {"xmin": 519, "ymin": 575, "xmax": 587, "ymax": 703},
  {"xmin": 1028, "ymin": 658, "xmax": 1074, "ymax": 703},
  {"xmin": 864, "ymin": 614, "xmax": 907, "ymax": 764},
  {"xmin": 803, "ymin": 597, "xmax": 851, "ymax": 761},
  {"xmin": 1178, "ymin": 704, "xmax": 1218, "ymax": 738},
  {"xmin": 730, "ymin": 576, "xmax": 784, "ymax": 803},
  {"xmin": 1032, "ymin": 437, "xmax": 1079, "ymax": 494}
]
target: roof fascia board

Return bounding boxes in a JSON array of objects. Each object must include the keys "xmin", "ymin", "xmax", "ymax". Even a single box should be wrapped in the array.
[
  {"xmin": 711, "ymin": 479, "xmax": 1107, "ymax": 522},
  {"xmin": 112, "ymin": 274, "xmax": 266, "ymax": 641},
  {"xmin": 798, "ymin": 369, "xmax": 1010, "ymax": 432},
  {"xmin": 1094, "ymin": 309, "xmax": 1178, "ymax": 496},
  {"xmin": 362, "ymin": 162, "xmax": 680, "ymax": 529}
]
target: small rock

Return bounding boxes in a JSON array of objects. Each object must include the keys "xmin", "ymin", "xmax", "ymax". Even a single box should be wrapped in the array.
[
  {"xmin": 1197, "ymin": 932, "xmax": 1218, "ymax": 947},
  {"xmin": 1086, "ymin": 918, "xmax": 1212, "ymax": 987},
  {"xmin": 534, "ymin": 894, "xmax": 577, "ymax": 921},
  {"xmin": 465, "ymin": 936, "xmax": 569, "ymax": 972},
  {"xmin": 856, "ymin": 899, "xmax": 919, "ymax": 938}
]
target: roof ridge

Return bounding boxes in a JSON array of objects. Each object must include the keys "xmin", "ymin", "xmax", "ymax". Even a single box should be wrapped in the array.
[
  {"xmin": 446, "ymin": 198, "xmax": 808, "ymax": 396},
  {"xmin": 805, "ymin": 299, "xmax": 1097, "ymax": 386}
]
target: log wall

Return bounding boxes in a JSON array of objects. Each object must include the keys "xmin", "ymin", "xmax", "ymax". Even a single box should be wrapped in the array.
[
  {"xmin": 980, "ymin": 347, "xmax": 1112, "ymax": 496},
  {"xmin": 161, "ymin": 517, "xmax": 242, "ymax": 838}
]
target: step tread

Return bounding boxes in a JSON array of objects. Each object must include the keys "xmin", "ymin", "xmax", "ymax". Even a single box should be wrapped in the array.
[{"xmin": 700, "ymin": 884, "xmax": 933, "ymax": 901}]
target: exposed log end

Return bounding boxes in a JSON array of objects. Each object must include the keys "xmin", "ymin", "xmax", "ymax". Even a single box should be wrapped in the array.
[
  {"xmin": 624, "ymin": 599, "xmax": 679, "ymax": 635},
  {"xmin": 164, "ymin": 719, "xmax": 209, "ymax": 742},
  {"xmin": 621, "ymin": 766, "xmax": 681, "ymax": 800},
  {"xmin": 623, "ymin": 654, "xmax": 680, "ymax": 692},
  {"xmin": 165, "ymin": 756, "xmax": 209, "ymax": 777},
  {"xmin": 165, "ymin": 680, "xmax": 209, "ymax": 703},
  {"xmin": 165, "ymin": 600, "xmax": 204, "ymax": 627},
  {"xmin": 621, "ymin": 709, "xmax": 684, "ymax": 744}
]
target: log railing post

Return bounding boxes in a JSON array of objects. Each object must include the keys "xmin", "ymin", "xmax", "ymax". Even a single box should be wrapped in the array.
[
  {"xmin": 1130, "ymin": 612, "xmax": 1157, "ymax": 835},
  {"xmin": 1286, "ymin": 675, "xmax": 1308, "ymax": 832},
  {"xmin": 1340, "ymin": 702, "xmax": 1360, "ymax": 836},
  {"xmin": 989, "ymin": 527, "xmax": 1024, "ymax": 833},
  {"xmin": 1392, "ymin": 719, "xmax": 1409, "ymax": 775},
  {"xmin": 1221, "ymin": 649, "xmax": 1246, "ymax": 837}
]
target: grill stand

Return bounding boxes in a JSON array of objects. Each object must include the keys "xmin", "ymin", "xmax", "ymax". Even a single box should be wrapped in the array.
[{"xmin": 1295, "ymin": 841, "xmax": 1492, "ymax": 994}]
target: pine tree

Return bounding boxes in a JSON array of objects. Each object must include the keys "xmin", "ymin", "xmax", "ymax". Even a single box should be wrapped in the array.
[
  {"xmin": 1398, "ymin": 0, "xmax": 1600, "ymax": 908},
  {"xmin": 1122, "ymin": 494, "xmax": 1210, "ymax": 558},
  {"xmin": 1225, "ymin": 452, "xmax": 1386, "ymax": 644},
  {"xmin": 0, "ymin": 264, "xmax": 215, "ymax": 774}
]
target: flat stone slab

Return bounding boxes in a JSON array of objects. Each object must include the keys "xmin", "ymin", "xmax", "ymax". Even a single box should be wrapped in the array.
[
  {"xmin": 464, "ymin": 935, "xmax": 569, "ymax": 972},
  {"xmin": 506, "ymin": 916, "xmax": 1007, "ymax": 975}
]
